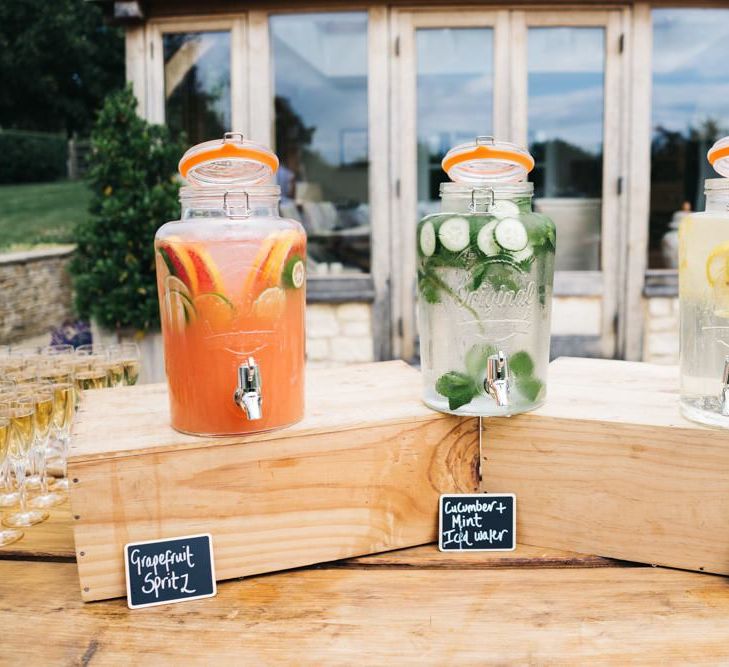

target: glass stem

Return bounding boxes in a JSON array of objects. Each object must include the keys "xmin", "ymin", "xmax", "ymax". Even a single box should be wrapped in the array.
[
  {"xmin": 61, "ymin": 435, "xmax": 69, "ymax": 480},
  {"xmin": 38, "ymin": 438, "xmax": 49, "ymax": 495},
  {"xmin": 14, "ymin": 461, "xmax": 26, "ymax": 513}
]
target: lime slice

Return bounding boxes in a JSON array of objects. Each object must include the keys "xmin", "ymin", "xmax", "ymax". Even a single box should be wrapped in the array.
[
  {"xmin": 253, "ymin": 287, "xmax": 286, "ymax": 319},
  {"xmin": 165, "ymin": 275, "xmax": 192, "ymax": 299},
  {"xmin": 282, "ymin": 255, "xmax": 305, "ymax": 289},
  {"xmin": 164, "ymin": 289, "xmax": 196, "ymax": 332}
]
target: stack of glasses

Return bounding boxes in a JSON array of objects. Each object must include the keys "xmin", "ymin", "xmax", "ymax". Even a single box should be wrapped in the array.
[{"xmin": 0, "ymin": 343, "xmax": 141, "ymax": 547}]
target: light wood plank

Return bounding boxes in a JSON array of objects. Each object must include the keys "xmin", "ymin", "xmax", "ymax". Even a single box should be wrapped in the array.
[
  {"xmin": 0, "ymin": 501, "xmax": 626, "ymax": 571},
  {"xmin": 68, "ymin": 362, "xmax": 483, "ymax": 601},
  {"xmin": 70, "ymin": 361, "xmax": 443, "ymax": 462},
  {"xmin": 3, "ymin": 561, "xmax": 729, "ymax": 663},
  {"xmin": 484, "ymin": 357, "xmax": 729, "ymax": 576}
]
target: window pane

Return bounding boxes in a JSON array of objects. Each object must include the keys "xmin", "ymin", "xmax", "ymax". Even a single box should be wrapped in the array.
[
  {"xmin": 271, "ymin": 13, "xmax": 370, "ymax": 275},
  {"xmin": 528, "ymin": 27, "xmax": 605, "ymax": 271},
  {"xmin": 163, "ymin": 31, "xmax": 231, "ymax": 145},
  {"xmin": 416, "ymin": 28, "xmax": 493, "ymax": 216},
  {"xmin": 649, "ymin": 9, "xmax": 729, "ymax": 269}
]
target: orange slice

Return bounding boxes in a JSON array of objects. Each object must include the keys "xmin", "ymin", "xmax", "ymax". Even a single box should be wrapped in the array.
[
  {"xmin": 186, "ymin": 244, "xmax": 224, "ymax": 294},
  {"xmin": 259, "ymin": 230, "xmax": 300, "ymax": 287}
]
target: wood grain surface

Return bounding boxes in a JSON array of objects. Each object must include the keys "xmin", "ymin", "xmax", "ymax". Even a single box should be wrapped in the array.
[
  {"xmin": 3, "ymin": 559, "xmax": 729, "ymax": 664},
  {"xmin": 70, "ymin": 361, "xmax": 449, "ymax": 462},
  {"xmin": 68, "ymin": 361, "xmax": 484, "ymax": 601},
  {"xmin": 484, "ymin": 357, "xmax": 729, "ymax": 575}
]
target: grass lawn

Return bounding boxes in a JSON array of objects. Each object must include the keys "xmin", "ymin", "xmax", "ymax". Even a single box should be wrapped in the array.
[{"xmin": 0, "ymin": 180, "xmax": 90, "ymax": 249}]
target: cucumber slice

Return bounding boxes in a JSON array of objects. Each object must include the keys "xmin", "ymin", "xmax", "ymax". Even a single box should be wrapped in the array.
[
  {"xmin": 489, "ymin": 200, "xmax": 520, "ymax": 219},
  {"xmin": 476, "ymin": 221, "xmax": 500, "ymax": 256},
  {"xmin": 511, "ymin": 246, "xmax": 534, "ymax": 265},
  {"xmin": 438, "ymin": 217, "xmax": 470, "ymax": 252},
  {"xmin": 419, "ymin": 221, "xmax": 436, "ymax": 257},
  {"xmin": 494, "ymin": 218, "xmax": 528, "ymax": 252}
]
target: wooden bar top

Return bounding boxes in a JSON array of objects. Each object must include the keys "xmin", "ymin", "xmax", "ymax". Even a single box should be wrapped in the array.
[
  {"xmin": 6, "ymin": 359, "xmax": 729, "ymax": 661},
  {"xmin": 4, "ymin": 502, "xmax": 729, "ymax": 663}
]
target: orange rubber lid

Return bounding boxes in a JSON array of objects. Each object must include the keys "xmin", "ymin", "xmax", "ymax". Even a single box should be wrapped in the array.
[
  {"xmin": 179, "ymin": 132, "xmax": 279, "ymax": 186},
  {"xmin": 708, "ymin": 137, "xmax": 729, "ymax": 178},
  {"xmin": 442, "ymin": 137, "xmax": 534, "ymax": 184}
]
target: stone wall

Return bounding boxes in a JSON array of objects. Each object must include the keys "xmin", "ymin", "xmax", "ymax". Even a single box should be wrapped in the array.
[
  {"xmin": 306, "ymin": 302, "xmax": 374, "ymax": 368},
  {"xmin": 0, "ymin": 246, "xmax": 75, "ymax": 344}
]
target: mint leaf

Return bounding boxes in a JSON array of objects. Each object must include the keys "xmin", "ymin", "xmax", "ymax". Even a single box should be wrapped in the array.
[
  {"xmin": 465, "ymin": 343, "xmax": 496, "ymax": 378},
  {"xmin": 417, "ymin": 270, "xmax": 441, "ymax": 304},
  {"xmin": 435, "ymin": 371, "xmax": 478, "ymax": 411},
  {"xmin": 516, "ymin": 376, "xmax": 544, "ymax": 402},
  {"xmin": 509, "ymin": 351, "xmax": 534, "ymax": 378}
]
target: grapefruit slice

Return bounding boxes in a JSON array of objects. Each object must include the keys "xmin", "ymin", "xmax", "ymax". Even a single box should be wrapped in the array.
[
  {"xmin": 186, "ymin": 244, "xmax": 224, "ymax": 294},
  {"xmin": 252, "ymin": 286, "xmax": 286, "ymax": 320},
  {"xmin": 194, "ymin": 292, "xmax": 234, "ymax": 333},
  {"xmin": 158, "ymin": 237, "xmax": 197, "ymax": 293}
]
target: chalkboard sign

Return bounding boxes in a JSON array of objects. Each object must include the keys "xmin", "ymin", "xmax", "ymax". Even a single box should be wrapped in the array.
[
  {"xmin": 124, "ymin": 533, "xmax": 216, "ymax": 609},
  {"xmin": 439, "ymin": 494, "xmax": 516, "ymax": 552}
]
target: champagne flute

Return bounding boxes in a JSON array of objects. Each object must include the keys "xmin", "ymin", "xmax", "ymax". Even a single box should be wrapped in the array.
[
  {"xmin": 2, "ymin": 396, "xmax": 48, "ymax": 527},
  {"xmin": 10, "ymin": 369, "xmax": 41, "ymax": 489},
  {"xmin": 109, "ymin": 343, "xmax": 141, "ymax": 386},
  {"xmin": 26, "ymin": 383, "xmax": 65, "ymax": 509},
  {"xmin": 0, "ymin": 383, "xmax": 19, "ymax": 508},
  {"xmin": 0, "ymin": 405, "xmax": 23, "ymax": 546},
  {"xmin": 49, "ymin": 381, "xmax": 74, "ymax": 492}
]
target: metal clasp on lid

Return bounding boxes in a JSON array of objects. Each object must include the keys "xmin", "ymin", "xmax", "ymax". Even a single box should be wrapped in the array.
[
  {"xmin": 476, "ymin": 135, "xmax": 495, "ymax": 146},
  {"xmin": 470, "ymin": 187, "xmax": 494, "ymax": 213},
  {"xmin": 223, "ymin": 131, "xmax": 245, "ymax": 143},
  {"xmin": 223, "ymin": 190, "xmax": 251, "ymax": 218}
]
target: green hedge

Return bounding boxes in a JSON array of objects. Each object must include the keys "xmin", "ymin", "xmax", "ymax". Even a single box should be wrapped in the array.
[{"xmin": 0, "ymin": 130, "xmax": 67, "ymax": 184}]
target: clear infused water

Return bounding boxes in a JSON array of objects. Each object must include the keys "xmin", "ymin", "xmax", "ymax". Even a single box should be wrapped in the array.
[{"xmin": 418, "ymin": 207, "xmax": 555, "ymax": 417}]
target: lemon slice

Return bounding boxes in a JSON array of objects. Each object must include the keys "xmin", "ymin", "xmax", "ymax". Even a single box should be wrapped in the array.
[
  {"xmin": 706, "ymin": 242, "xmax": 729, "ymax": 286},
  {"xmin": 253, "ymin": 287, "xmax": 286, "ymax": 320}
]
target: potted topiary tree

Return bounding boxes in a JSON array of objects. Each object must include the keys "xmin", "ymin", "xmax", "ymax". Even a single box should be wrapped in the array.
[{"xmin": 70, "ymin": 86, "xmax": 186, "ymax": 382}]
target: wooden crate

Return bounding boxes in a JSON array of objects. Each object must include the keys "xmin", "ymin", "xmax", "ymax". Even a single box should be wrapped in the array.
[
  {"xmin": 68, "ymin": 361, "xmax": 479, "ymax": 602},
  {"xmin": 483, "ymin": 357, "xmax": 729, "ymax": 576}
]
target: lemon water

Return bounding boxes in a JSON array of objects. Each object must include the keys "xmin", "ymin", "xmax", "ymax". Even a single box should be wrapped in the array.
[{"xmin": 679, "ymin": 210, "xmax": 729, "ymax": 427}]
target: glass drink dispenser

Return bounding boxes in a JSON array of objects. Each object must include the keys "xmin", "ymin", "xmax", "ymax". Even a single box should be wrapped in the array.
[
  {"xmin": 155, "ymin": 133, "xmax": 306, "ymax": 435},
  {"xmin": 417, "ymin": 137, "xmax": 556, "ymax": 416},
  {"xmin": 679, "ymin": 137, "xmax": 729, "ymax": 428}
]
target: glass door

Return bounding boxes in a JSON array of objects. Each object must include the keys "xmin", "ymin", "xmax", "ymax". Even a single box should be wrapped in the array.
[
  {"xmin": 393, "ymin": 10, "xmax": 509, "ymax": 361},
  {"xmin": 511, "ymin": 10, "xmax": 624, "ymax": 358}
]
